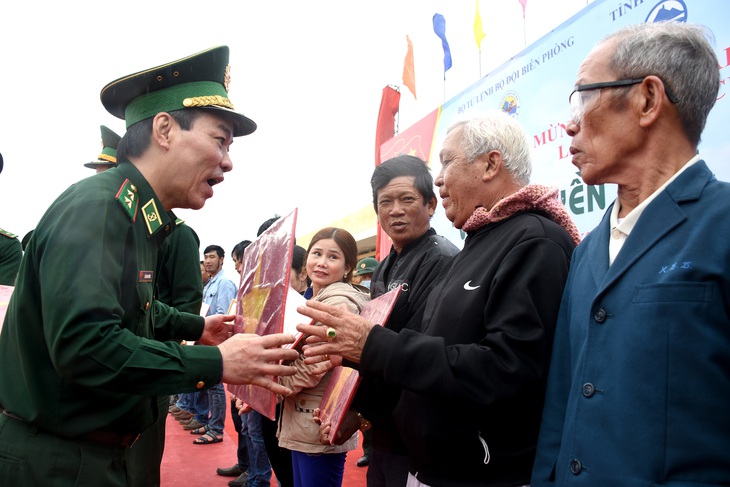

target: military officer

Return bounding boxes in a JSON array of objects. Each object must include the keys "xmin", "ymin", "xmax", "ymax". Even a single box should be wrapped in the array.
[
  {"xmin": 0, "ymin": 153, "xmax": 22, "ymax": 286},
  {"xmin": 126, "ymin": 217, "xmax": 204, "ymax": 487},
  {"xmin": 0, "ymin": 46, "xmax": 299, "ymax": 487},
  {"xmin": 88, "ymin": 125, "xmax": 209, "ymax": 486},
  {"xmin": 85, "ymin": 125, "xmax": 122, "ymax": 173}
]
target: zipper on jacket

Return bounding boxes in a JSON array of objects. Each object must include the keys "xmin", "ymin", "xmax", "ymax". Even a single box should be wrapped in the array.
[{"xmin": 478, "ymin": 431, "xmax": 491, "ymax": 464}]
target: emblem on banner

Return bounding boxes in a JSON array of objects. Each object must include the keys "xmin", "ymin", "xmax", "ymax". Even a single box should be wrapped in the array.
[
  {"xmin": 499, "ymin": 91, "xmax": 520, "ymax": 118},
  {"xmin": 646, "ymin": 1, "xmax": 687, "ymax": 23}
]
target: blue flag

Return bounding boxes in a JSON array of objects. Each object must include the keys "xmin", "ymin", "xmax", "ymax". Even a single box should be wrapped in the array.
[{"xmin": 432, "ymin": 13, "xmax": 452, "ymax": 73}]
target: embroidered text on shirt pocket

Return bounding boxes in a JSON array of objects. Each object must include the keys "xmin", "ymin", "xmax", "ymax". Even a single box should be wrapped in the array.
[{"xmin": 632, "ymin": 282, "xmax": 713, "ymax": 303}]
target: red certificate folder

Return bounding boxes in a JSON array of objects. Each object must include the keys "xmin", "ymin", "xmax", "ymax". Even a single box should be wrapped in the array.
[
  {"xmin": 227, "ymin": 209, "xmax": 297, "ymax": 420},
  {"xmin": 318, "ymin": 286, "xmax": 401, "ymax": 444}
]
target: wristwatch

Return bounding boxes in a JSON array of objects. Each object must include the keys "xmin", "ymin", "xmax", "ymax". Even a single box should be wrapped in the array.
[{"xmin": 357, "ymin": 412, "xmax": 372, "ymax": 431}]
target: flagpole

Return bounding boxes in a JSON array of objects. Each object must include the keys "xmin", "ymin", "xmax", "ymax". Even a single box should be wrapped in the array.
[
  {"xmin": 522, "ymin": 15, "xmax": 527, "ymax": 48},
  {"xmin": 519, "ymin": 0, "xmax": 528, "ymax": 48}
]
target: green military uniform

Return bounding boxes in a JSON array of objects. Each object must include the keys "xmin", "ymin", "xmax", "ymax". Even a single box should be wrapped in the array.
[
  {"xmin": 0, "ymin": 153, "xmax": 22, "ymax": 286},
  {"xmin": 0, "ymin": 162, "xmax": 221, "ymax": 427},
  {"xmin": 0, "ymin": 164, "xmax": 220, "ymax": 486},
  {"xmin": 125, "ymin": 219, "xmax": 203, "ymax": 487},
  {"xmin": 0, "ymin": 228, "xmax": 21, "ymax": 286},
  {"xmin": 154, "ymin": 220, "xmax": 204, "ymax": 328},
  {"xmin": 0, "ymin": 44, "xmax": 255, "ymax": 487}
]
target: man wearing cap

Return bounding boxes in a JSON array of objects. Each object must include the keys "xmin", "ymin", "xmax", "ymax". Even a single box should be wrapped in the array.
[
  {"xmin": 352, "ymin": 256, "xmax": 377, "ymax": 291},
  {"xmin": 0, "ymin": 46, "xmax": 299, "ymax": 487},
  {"xmin": 0, "ymin": 153, "xmax": 22, "ymax": 286},
  {"xmin": 85, "ymin": 125, "xmax": 122, "ymax": 173},
  {"xmin": 81, "ymin": 123, "xmax": 200, "ymax": 485},
  {"xmin": 117, "ymin": 135, "xmax": 207, "ymax": 486}
]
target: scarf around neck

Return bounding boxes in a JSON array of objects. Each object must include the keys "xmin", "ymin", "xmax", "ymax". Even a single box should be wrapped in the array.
[{"xmin": 461, "ymin": 184, "xmax": 581, "ymax": 245}]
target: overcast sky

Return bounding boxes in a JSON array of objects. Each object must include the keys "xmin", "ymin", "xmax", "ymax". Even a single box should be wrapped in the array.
[{"xmin": 0, "ymin": 0, "xmax": 588, "ymax": 276}]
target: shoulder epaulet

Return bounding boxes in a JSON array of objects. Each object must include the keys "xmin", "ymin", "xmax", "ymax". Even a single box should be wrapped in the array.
[
  {"xmin": 0, "ymin": 228, "xmax": 18, "ymax": 239},
  {"xmin": 115, "ymin": 179, "xmax": 139, "ymax": 222}
]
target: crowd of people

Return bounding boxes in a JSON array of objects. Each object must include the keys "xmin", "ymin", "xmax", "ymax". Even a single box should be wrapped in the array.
[{"xmin": 0, "ymin": 20, "xmax": 728, "ymax": 487}]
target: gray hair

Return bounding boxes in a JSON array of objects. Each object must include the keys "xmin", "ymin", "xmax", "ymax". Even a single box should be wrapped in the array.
[
  {"xmin": 602, "ymin": 22, "xmax": 719, "ymax": 146},
  {"xmin": 448, "ymin": 111, "xmax": 532, "ymax": 185}
]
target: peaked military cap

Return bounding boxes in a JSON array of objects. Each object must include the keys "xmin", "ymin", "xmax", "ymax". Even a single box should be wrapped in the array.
[
  {"xmin": 84, "ymin": 125, "xmax": 121, "ymax": 169},
  {"xmin": 100, "ymin": 46, "xmax": 256, "ymax": 137}
]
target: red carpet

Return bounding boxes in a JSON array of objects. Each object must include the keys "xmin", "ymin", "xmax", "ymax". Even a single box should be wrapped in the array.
[{"xmin": 161, "ymin": 410, "xmax": 368, "ymax": 486}]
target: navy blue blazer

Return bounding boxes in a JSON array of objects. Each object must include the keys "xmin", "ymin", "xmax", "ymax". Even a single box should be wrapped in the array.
[{"xmin": 533, "ymin": 160, "xmax": 730, "ymax": 486}]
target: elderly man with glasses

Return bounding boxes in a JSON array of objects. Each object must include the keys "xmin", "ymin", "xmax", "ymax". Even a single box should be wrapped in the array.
[{"xmin": 531, "ymin": 22, "xmax": 729, "ymax": 486}]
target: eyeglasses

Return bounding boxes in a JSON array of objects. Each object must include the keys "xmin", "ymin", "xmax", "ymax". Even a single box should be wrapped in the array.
[{"xmin": 569, "ymin": 77, "xmax": 679, "ymax": 124}]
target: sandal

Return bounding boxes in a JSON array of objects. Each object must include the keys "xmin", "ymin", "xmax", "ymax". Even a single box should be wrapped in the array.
[
  {"xmin": 193, "ymin": 431, "xmax": 222, "ymax": 444},
  {"xmin": 189, "ymin": 425, "xmax": 210, "ymax": 435}
]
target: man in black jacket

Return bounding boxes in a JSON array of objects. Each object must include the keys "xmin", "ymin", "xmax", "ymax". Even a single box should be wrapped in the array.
[
  {"xmin": 299, "ymin": 112, "xmax": 579, "ymax": 487},
  {"xmin": 327, "ymin": 155, "xmax": 459, "ymax": 486}
]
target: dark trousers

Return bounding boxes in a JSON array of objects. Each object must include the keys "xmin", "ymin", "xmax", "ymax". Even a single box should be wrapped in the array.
[
  {"xmin": 366, "ymin": 449, "xmax": 409, "ymax": 487},
  {"xmin": 125, "ymin": 395, "xmax": 167, "ymax": 487},
  {"xmin": 261, "ymin": 404, "xmax": 294, "ymax": 487},
  {"xmin": 0, "ymin": 413, "xmax": 127, "ymax": 487},
  {"xmin": 362, "ymin": 428, "xmax": 373, "ymax": 456},
  {"xmin": 230, "ymin": 399, "xmax": 250, "ymax": 470}
]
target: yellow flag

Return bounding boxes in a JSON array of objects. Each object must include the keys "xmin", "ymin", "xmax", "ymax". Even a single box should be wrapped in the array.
[{"xmin": 474, "ymin": 0, "xmax": 486, "ymax": 49}]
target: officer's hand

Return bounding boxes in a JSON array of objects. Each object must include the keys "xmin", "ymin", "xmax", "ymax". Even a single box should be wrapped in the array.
[
  {"xmin": 218, "ymin": 333, "xmax": 299, "ymax": 396},
  {"xmin": 199, "ymin": 314, "xmax": 236, "ymax": 345}
]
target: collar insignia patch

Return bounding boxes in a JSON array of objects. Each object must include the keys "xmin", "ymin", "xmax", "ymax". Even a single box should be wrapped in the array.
[
  {"xmin": 142, "ymin": 199, "xmax": 162, "ymax": 235},
  {"xmin": 0, "ymin": 228, "xmax": 18, "ymax": 239},
  {"xmin": 115, "ymin": 179, "xmax": 139, "ymax": 222}
]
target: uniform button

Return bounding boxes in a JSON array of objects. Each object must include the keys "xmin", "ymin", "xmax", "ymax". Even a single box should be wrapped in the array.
[
  {"xmin": 145, "ymin": 302, "xmax": 150, "ymax": 310},
  {"xmin": 570, "ymin": 458, "xmax": 582, "ymax": 475},
  {"xmin": 196, "ymin": 381, "xmax": 205, "ymax": 389},
  {"xmin": 611, "ymin": 228, "xmax": 622, "ymax": 239},
  {"xmin": 582, "ymin": 383, "xmax": 595, "ymax": 397},
  {"xmin": 164, "ymin": 224, "xmax": 170, "ymax": 232},
  {"xmin": 594, "ymin": 309, "xmax": 606, "ymax": 323}
]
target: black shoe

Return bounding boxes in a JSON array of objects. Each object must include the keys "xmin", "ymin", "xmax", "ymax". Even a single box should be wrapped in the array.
[
  {"xmin": 217, "ymin": 464, "xmax": 244, "ymax": 477},
  {"xmin": 228, "ymin": 471, "xmax": 250, "ymax": 487},
  {"xmin": 357, "ymin": 455, "xmax": 370, "ymax": 467}
]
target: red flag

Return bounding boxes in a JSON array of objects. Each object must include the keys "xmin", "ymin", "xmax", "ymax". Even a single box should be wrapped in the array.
[
  {"xmin": 402, "ymin": 35, "xmax": 417, "ymax": 99},
  {"xmin": 374, "ymin": 86, "xmax": 400, "ymax": 166},
  {"xmin": 374, "ymin": 85, "xmax": 400, "ymax": 260},
  {"xmin": 518, "ymin": 0, "xmax": 527, "ymax": 18}
]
